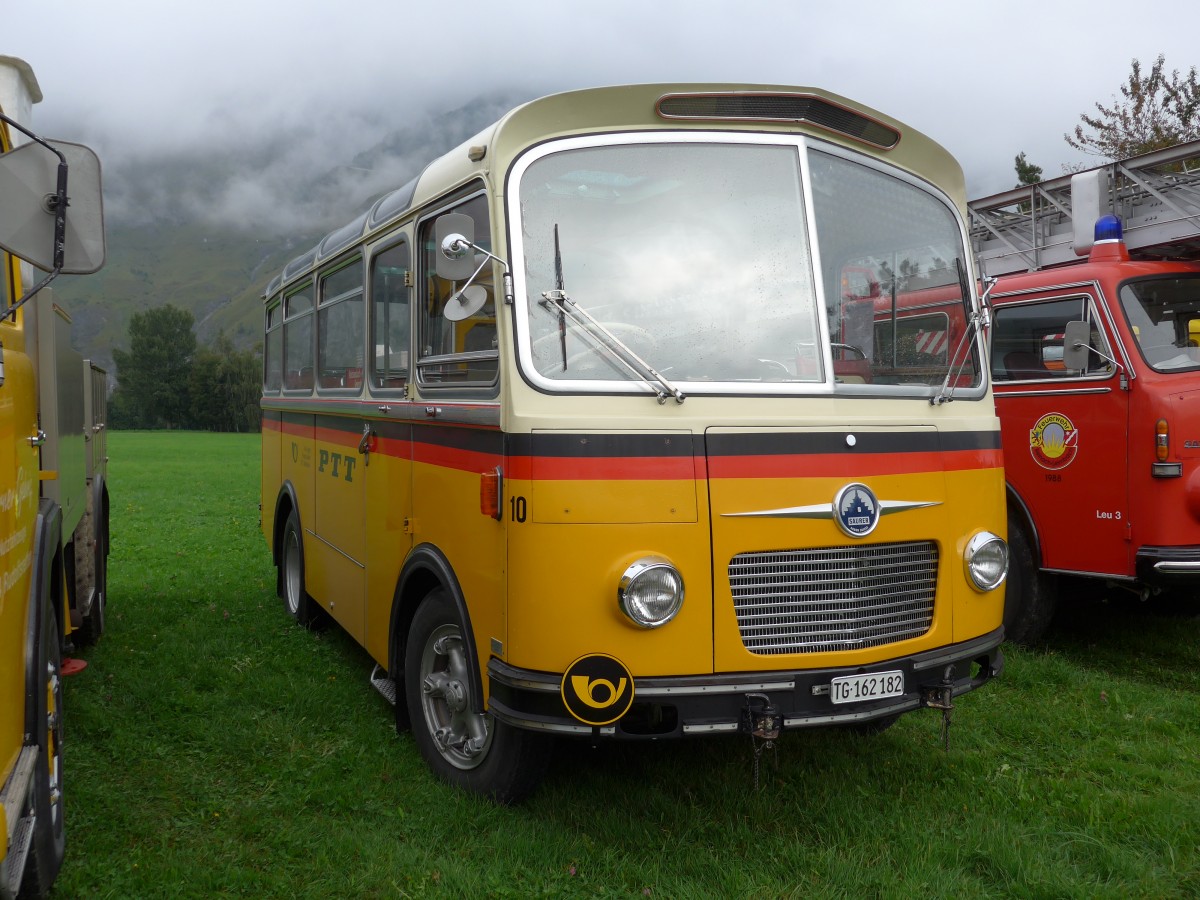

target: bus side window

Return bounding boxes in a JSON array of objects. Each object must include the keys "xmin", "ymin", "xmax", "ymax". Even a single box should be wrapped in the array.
[
  {"xmin": 264, "ymin": 299, "xmax": 283, "ymax": 393},
  {"xmin": 371, "ymin": 239, "xmax": 411, "ymax": 390},
  {"xmin": 317, "ymin": 259, "xmax": 365, "ymax": 391},
  {"xmin": 417, "ymin": 193, "xmax": 498, "ymax": 390},
  {"xmin": 283, "ymin": 283, "xmax": 314, "ymax": 391}
]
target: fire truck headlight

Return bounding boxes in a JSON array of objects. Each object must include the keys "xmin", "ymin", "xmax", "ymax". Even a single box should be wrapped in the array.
[
  {"xmin": 618, "ymin": 558, "xmax": 684, "ymax": 628},
  {"xmin": 964, "ymin": 532, "xmax": 1008, "ymax": 592}
]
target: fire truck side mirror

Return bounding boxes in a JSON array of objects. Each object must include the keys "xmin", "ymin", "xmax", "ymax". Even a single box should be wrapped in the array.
[
  {"xmin": 0, "ymin": 138, "xmax": 106, "ymax": 274},
  {"xmin": 1062, "ymin": 321, "xmax": 1091, "ymax": 372}
]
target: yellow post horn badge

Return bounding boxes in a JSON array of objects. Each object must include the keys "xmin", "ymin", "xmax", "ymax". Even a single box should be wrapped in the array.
[{"xmin": 561, "ymin": 654, "xmax": 635, "ymax": 726}]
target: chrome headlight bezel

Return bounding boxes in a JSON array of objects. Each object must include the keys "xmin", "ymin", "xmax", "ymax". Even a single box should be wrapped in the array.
[
  {"xmin": 964, "ymin": 531, "xmax": 1009, "ymax": 592},
  {"xmin": 618, "ymin": 557, "xmax": 685, "ymax": 628}
]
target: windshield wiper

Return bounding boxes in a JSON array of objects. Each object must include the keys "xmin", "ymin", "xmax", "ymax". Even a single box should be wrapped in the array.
[
  {"xmin": 931, "ymin": 257, "xmax": 983, "ymax": 406},
  {"xmin": 540, "ymin": 225, "xmax": 685, "ymax": 404}
]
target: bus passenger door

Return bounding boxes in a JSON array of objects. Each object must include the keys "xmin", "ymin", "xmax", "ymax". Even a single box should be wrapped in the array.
[
  {"xmin": 310, "ymin": 414, "xmax": 368, "ymax": 641},
  {"xmin": 363, "ymin": 237, "xmax": 414, "ymax": 666},
  {"xmin": 991, "ymin": 292, "xmax": 1131, "ymax": 576},
  {"xmin": 308, "ymin": 260, "xmax": 370, "ymax": 640}
]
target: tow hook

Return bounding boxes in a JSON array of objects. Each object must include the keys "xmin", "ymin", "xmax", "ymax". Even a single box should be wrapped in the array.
[
  {"xmin": 923, "ymin": 664, "xmax": 956, "ymax": 751},
  {"xmin": 742, "ymin": 693, "xmax": 781, "ymax": 790}
]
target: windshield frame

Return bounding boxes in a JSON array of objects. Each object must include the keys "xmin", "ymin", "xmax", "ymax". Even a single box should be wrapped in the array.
[
  {"xmin": 1117, "ymin": 272, "xmax": 1200, "ymax": 374},
  {"xmin": 506, "ymin": 130, "xmax": 984, "ymax": 400}
]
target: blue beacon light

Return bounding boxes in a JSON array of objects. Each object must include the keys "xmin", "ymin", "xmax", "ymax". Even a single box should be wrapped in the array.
[{"xmin": 1094, "ymin": 214, "xmax": 1123, "ymax": 243}]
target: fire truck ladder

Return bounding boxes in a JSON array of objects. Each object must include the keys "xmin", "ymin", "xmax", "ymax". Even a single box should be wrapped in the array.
[{"xmin": 969, "ymin": 138, "xmax": 1200, "ymax": 277}]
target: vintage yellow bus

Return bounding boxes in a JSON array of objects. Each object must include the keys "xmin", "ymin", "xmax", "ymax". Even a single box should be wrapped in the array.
[{"xmin": 261, "ymin": 84, "xmax": 1009, "ymax": 803}]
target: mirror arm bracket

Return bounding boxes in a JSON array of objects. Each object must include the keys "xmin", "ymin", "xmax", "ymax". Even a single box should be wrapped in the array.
[{"xmin": 440, "ymin": 233, "xmax": 513, "ymax": 304}]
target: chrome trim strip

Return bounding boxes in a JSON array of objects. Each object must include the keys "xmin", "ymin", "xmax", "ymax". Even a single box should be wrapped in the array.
[
  {"xmin": 723, "ymin": 499, "xmax": 940, "ymax": 519},
  {"xmin": 492, "ymin": 672, "xmax": 797, "ymax": 696},
  {"xmin": 995, "ymin": 387, "xmax": 1112, "ymax": 398},
  {"xmin": 1043, "ymin": 568, "xmax": 1135, "ymax": 581},
  {"xmin": 1153, "ymin": 560, "xmax": 1200, "ymax": 572},
  {"xmin": 263, "ymin": 397, "xmax": 502, "ymax": 427},
  {"xmin": 784, "ymin": 698, "xmax": 921, "ymax": 727},
  {"xmin": 494, "ymin": 713, "xmax": 616, "ymax": 736},
  {"xmin": 305, "ymin": 528, "xmax": 365, "ymax": 568},
  {"xmin": 638, "ymin": 680, "xmax": 796, "ymax": 697}
]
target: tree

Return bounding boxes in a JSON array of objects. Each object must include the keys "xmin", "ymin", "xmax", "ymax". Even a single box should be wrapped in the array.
[
  {"xmin": 189, "ymin": 332, "xmax": 262, "ymax": 433},
  {"xmin": 1014, "ymin": 152, "xmax": 1043, "ymax": 187},
  {"xmin": 111, "ymin": 305, "xmax": 197, "ymax": 429},
  {"xmin": 1065, "ymin": 54, "xmax": 1200, "ymax": 160}
]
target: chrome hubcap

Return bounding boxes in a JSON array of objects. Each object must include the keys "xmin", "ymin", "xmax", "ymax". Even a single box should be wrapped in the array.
[{"xmin": 419, "ymin": 624, "xmax": 491, "ymax": 769}]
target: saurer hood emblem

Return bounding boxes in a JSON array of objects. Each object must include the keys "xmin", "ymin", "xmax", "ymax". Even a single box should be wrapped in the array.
[
  {"xmin": 835, "ymin": 483, "xmax": 880, "ymax": 537},
  {"xmin": 722, "ymin": 482, "xmax": 939, "ymax": 539}
]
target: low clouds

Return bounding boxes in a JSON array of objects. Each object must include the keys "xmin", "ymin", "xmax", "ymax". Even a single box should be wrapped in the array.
[{"xmin": 9, "ymin": 0, "xmax": 1200, "ymax": 217}]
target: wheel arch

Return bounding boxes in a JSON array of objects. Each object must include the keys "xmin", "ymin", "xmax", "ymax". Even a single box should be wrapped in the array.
[
  {"xmin": 388, "ymin": 545, "xmax": 483, "ymax": 721},
  {"xmin": 93, "ymin": 473, "xmax": 110, "ymax": 558},
  {"xmin": 25, "ymin": 499, "xmax": 64, "ymax": 733},
  {"xmin": 1005, "ymin": 483, "xmax": 1042, "ymax": 566},
  {"xmin": 271, "ymin": 481, "xmax": 301, "ymax": 594}
]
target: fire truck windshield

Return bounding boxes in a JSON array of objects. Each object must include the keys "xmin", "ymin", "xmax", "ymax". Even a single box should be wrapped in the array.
[{"xmin": 1120, "ymin": 275, "xmax": 1200, "ymax": 372}]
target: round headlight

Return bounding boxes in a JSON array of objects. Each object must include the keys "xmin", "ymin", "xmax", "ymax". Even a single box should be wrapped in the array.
[
  {"xmin": 618, "ymin": 558, "xmax": 684, "ymax": 628},
  {"xmin": 964, "ymin": 531, "xmax": 1008, "ymax": 592}
]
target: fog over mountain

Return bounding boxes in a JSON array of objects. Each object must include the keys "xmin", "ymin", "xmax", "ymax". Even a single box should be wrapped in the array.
[
  {"xmin": 100, "ymin": 93, "xmax": 527, "ymax": 234},
  {"xmin": 49, "ymin": 92, "xmax": 530, "ymax": 371}
]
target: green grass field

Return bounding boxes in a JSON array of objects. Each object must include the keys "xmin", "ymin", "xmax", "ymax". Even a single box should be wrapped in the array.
[{"xmin": 54, "ymin": 432, "xmax": 1200, "ymax": 898}]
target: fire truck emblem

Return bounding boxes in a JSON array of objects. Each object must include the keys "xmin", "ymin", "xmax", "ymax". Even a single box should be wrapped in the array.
[
  {"xmin": 1030, "ymin": 412, "xmax": 1079, "ymax": 470},
  {"xmin": 834, "ymin": 483, "xmax": 880, "ymax": 538}
]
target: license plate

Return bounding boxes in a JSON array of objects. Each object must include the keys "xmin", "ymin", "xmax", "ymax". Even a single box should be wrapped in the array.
[{"xmin": 830, "ymin": 670, "xmax": 904, "ymax": 705}]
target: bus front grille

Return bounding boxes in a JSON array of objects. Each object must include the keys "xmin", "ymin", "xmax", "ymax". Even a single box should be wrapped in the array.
[{"xmin": 728, "ymin": 541, "xmax": 937, "ymax": 655}]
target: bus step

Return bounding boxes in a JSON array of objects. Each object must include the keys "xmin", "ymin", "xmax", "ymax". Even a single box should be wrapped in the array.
[
  {"xmin": 369, "ymin": 664, "xmax": 397, "ymax": 706},
  {"xmin": 0, "ymin": 749, "xmax": 38, "ymax": 896}
]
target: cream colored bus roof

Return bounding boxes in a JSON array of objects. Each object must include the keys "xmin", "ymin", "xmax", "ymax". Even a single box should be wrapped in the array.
[{"xmin": 270, "ymin": 83, "xmax": 965, "ymax": 296}]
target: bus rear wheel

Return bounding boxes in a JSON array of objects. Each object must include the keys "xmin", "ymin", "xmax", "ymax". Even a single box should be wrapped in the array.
[
  {"xmin": 404, "ymin": 588, "xmax": 550, "ymax": 804},
  {"xmin": 1004, "ymin": 521, "xmax": 1057, "ymax": 646}
]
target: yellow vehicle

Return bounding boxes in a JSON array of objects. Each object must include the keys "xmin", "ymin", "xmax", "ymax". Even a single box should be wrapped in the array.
[
  {"xmin": 261, "ymin": 84, "xmax": 1008, "ymax": 803},
  {"xmin": 0, "ymin": 56, "xmax": 107, "ymax": 897}
]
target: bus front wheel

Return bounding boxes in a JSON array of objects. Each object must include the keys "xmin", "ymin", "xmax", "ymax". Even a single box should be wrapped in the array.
[{"xmin": 404, "ymin": 588, "xmax": 550, "ymax": 804}]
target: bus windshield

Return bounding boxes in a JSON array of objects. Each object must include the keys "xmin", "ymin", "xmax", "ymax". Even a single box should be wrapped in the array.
[{"xmin": 514, "ymin": 137, "xmax": 978, "ymax": 395}]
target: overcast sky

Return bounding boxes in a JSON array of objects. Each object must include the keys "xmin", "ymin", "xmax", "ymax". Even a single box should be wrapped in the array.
[{"xmin": 8, "ymin": 0, "xmax": 1197, "ymax": 202}]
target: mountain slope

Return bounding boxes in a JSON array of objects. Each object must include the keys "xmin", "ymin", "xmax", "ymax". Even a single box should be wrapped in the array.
[{"xmin": 49, "ymin": 92, "xmax": 528, "ymax": 373}]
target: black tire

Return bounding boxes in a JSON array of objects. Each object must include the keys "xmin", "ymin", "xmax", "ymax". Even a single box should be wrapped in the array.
[
  {"xmin": 280, "ymin": 509, "xmax": 320, "ymax": 628},
  {"xmin": 20, "ymin": 604, "xmax": 65, "ymax": 898},
  {"xmin": 404, "ymin": 588, "xmax": 551, "ymax": 804},
  {"xmin": 78, "ymin": 514, "xmax": 108, "ymax": 645},
  {"xmin": 1004, "ymin": 521, "xmax": 1058, "ymax": 646}
]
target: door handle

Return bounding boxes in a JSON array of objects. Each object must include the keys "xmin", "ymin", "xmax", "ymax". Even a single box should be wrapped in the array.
[{"xmin": 358, "ymin": 423, "xmax": 372, "ymax": 466}]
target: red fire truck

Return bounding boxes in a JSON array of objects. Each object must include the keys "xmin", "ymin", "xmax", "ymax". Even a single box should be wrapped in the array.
[{"xmin": 970, "ymin": 140, "xmax": 1200, "ymax": 642}]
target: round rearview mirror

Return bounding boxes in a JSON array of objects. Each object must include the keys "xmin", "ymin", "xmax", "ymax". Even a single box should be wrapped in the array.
[{"xmin": 443, "ymin": 284, "xmax": 488, "ymax": 322}]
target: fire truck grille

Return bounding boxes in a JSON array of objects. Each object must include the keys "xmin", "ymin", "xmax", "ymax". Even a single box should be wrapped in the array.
[{"xmin": 728, "ymin": 541, "xmax": 937, "ymax": 655}]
